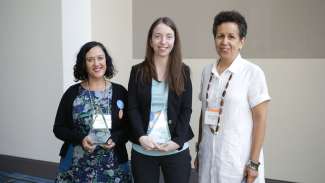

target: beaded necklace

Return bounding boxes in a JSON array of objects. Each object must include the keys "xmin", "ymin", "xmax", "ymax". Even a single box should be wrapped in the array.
[{"xmin": 205, "ymin": 71, "xmax": 233, "ymax": 134}]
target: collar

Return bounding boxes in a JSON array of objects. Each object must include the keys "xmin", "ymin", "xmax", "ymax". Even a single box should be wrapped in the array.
[
  {"xmin": 227, "ymin": 53, "xmax": 242, "ymax": 74},
  {"xmin": 212, "ymin": 53, "xmax": 243, "ymax": 75}
]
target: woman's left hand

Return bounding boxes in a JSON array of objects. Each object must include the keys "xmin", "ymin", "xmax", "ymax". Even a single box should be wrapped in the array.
[
  {"xmin": 157, "ymin": 141, "xmax": 180, "ymax": 152},
  {"xmin": 244, "ymin": 166, "xmax": 258, "ymax": 183},
  {"xmin": 101, "ymin": 139, "xmax": 116, "ymax": 149}
]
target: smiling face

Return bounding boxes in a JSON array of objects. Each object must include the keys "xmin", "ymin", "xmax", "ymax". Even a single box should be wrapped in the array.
[
  {"xmin": 215, "ymin": 22, "xmax": 245, "ymax": 62},
  {"xmin": 85, "ymin": 46, "xmax": 107, "ymax": 80},
  {"xmin": 150, "ymin": 23, "xmax": 175, "ymax": 58}
]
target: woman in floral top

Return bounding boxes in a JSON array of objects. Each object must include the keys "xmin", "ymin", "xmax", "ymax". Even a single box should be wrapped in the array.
[{"xmin": 53, "ymin": 41, "xmax": 132, "ymax": 182}]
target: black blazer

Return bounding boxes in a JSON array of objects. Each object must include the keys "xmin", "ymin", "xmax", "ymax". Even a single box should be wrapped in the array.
[
  {"xmin": 53, "ymin": 82, "xmax": 129, "ymax": 163},
  {"xmin": 127, "ymin": 62, "xmax": 194, "ymax": 149}
]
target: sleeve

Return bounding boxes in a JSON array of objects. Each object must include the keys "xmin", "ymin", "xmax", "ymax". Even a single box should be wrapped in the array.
[
  {"xmin": 127, "ymin": 66, "xmax": 146, "ymax": 143},
  {"xmin": 247, "ymin": 66, "xmax": 271, "ymax": 108},
  {"xmin": 198, "ymin": 67, "xmax": 205, "ymax": 102},
  {"xmin": 172, "ymin": 66, "xmax": 193, "ymax": 148},
  {"xmin": 110, "ymin": 86, "xmax": 129, "ymax": 145},
  {"xmin": 53, "ymin": 86, "xmax": 86, "ymax": 144}
]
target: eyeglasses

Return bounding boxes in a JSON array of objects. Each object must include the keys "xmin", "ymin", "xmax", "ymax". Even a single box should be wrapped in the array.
[{"xmin": 206, "ymin": 73, "xmax": 233, "ymax": 134}]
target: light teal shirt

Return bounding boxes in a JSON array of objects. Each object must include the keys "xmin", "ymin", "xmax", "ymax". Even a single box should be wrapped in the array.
[{"xmin": 133, "ymin": 79, "xmax": 188, "ymax": 156}]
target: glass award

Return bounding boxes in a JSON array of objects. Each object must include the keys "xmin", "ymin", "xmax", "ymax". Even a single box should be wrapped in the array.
[
  {"xmin": 88, "ymin": 107, "xmax": 111, "ymax": 145},
  {"xmin": 148, "ymin": 110, "xmax": 171, "ymax": 144}
]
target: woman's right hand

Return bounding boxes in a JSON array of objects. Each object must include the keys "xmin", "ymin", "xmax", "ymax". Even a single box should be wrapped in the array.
[
  {"xmin": 82, "ymin": 136, "xmax": 96, "ymax": 153},
  {"xmin": 139, "ymin": 135, "xmax": 158, "ymax": 150}
]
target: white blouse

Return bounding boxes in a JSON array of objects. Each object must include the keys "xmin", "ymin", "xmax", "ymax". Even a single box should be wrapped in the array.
[{"xmin": 198, "ymin": 54, "xmax": 271, "ymax": 183}]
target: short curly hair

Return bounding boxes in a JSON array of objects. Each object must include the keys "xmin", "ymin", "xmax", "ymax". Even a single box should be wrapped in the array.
[
  {"xmin": 73, "ymin": 41, "xmax": 115, "ymax": 81},
  {"xmin": 212, "ymin": 10, "xmax": 247, "ymax": 39}
]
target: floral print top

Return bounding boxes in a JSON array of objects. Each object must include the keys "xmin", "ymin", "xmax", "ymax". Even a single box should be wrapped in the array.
[{"xmin": 55, "ymin": 85, "xmax": 131, "ymax": 183}]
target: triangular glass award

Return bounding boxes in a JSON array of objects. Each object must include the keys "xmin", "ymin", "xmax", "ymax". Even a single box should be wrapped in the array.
[
  {"xmin": 148, "ymin": 110, "xmax": 171, "ymax": 144},
  {"xmin": 88, "ymin": 107, "xmax": 111, "ymax": 145}
]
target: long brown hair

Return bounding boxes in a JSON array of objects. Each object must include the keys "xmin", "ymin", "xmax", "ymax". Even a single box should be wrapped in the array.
[{"xmin": 138, "ymin": 17, "xmax": 186, "ymax": 96}]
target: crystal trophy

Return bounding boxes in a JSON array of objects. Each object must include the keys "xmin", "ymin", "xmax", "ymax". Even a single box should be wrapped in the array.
[
  {"xmin": 148, "ymin": 110, "xmax": 171, "ymax": 144},
  {"xmin": 88, "ymin": 106, "xmax": 111, "ymax": 145}
]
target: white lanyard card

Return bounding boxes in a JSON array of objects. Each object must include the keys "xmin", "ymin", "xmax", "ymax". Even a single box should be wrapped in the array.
[{"xmin": 204, "ymin": 108, "xmax": 220, "ymax": 125}]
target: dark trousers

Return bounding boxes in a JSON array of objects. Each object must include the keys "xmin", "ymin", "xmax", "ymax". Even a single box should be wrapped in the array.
[{"xmin": 131, "ymin": 148, "xmax": 191, "ymax": 183}]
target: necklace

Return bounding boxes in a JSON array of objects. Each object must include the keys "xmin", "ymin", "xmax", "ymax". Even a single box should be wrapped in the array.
[
  {"xmin": 86, "ymin": 79, "xmax": 109, "ymax": 129},
  {"xmin": 205, "ymin": 72, "xmax": 233, "ymax": 134}
]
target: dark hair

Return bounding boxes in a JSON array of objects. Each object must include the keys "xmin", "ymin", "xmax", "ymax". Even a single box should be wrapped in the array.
[
  {"xmin": 212, "ymin": 10, "xmax": 247, "ymax": 39},
  {"xmin": 73, "ymin": 41, "xmax": 115, "ymax": 81},
  {"xmin": 140, "ymin": 17, "xmax": 186, "ymax": 95}
]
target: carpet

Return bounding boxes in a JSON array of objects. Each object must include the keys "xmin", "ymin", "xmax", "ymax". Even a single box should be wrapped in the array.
[
  {"xmin": 0, "ymin": 170, "xmax": 294, "ymax": 183},
  {"xmin": 0, "ymin": 171, "xmax": 54, "ymax": 183}
]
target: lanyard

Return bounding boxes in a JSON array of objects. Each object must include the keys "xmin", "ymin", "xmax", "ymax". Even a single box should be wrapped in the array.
[
  {"xmin": 205, "ymin": 72, "xmax": 233, "ymax": 134},
  {"xmin": 86, "ymin": 81, "xmax": 110, "ymax": 130}
]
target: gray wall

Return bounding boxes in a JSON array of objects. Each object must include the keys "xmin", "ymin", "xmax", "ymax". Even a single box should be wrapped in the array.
[
  {"xmin": 133, "ymin": 0, "xmax": 325, "ymax": 58},
  {"xmin": 0, "ymin": 0, "xmax": 62, "ymax": 161}
]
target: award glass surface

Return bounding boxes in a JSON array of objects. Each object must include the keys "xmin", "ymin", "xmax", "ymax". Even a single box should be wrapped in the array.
[
  {"xmin": 148, "ymin": 110, "xmax": 171, "ymax": 144},
  {"xmin": 88, "ymin": 110, "xmax": 111, "ymax": 145}
]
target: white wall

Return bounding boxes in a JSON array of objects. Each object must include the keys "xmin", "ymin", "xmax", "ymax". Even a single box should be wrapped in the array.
[
  {"xmin": 0, "ymin": 0, "xmax": 91, "ymax": 162},
  {"xmin": 62, "ymin": 0, "xmax": 91, "ymax": 90},
  {"xmin": 260, "ymin": 59, "xmax": 325, "ymax": 182},
  {"xmin": 91, "ymin": 1, "xmax": 325, "ymax": 182},
  {"xmin": 0, "ymin": 0, "xmax": 63, "ymax": 161},
  {"xmin": 91, "ymin": 0, "xmax": 134, "ymax": 86}
]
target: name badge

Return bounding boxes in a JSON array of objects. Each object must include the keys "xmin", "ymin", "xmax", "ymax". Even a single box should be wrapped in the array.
[
  {"xmin": 92, "ymin": 114, "xmax": 112, "ymax": 129},
  {"xmin": 204, "ymin": 108, "xmax": 220, "ymax": 125}
]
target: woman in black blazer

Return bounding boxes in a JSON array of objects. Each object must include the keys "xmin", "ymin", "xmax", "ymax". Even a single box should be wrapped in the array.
[{"xmin": 128, "ymin": 17, "xmax": 194, "ymax": 183}]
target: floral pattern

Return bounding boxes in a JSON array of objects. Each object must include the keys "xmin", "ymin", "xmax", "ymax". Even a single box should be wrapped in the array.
[{"xmin": 56, "ymin": 86, "xmax": 132, "ymax": 183}]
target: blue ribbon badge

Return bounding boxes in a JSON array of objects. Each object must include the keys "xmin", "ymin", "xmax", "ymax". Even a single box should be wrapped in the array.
[
  {"xmin": 117, "ymin": 100, "xmax": 124, "ymax": 110},
  {"xmin": 117, "ymin": 100, "xmax": 124, "ymax": 119}
]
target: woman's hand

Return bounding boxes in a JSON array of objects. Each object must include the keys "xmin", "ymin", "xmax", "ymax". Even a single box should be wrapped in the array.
[
  {"xmin": 82, "ymin": 136, "xmax": 96, "ymax": 153},
  {"xmin": 100, "ymin": 139, "xmax": 116, "ymax": 150},
  {"xmin": 244, "ymin": 166, "xmax": 258, "ymax": 183},
  {"xmin": 139, "ymin": 136, "xmax": 158, "ymax": 150},
  {"xmin": 156, "ymin": 141, "xmax": 180, "ymax": 152}
]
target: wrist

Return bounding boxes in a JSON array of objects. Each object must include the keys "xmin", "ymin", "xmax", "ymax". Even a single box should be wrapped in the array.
[
  {"xmin": 246, "ymin": 159, "xmax": 260, "ymax": 171},
  {"xmin": 195, "ymin": 142, "xmax": 200, "ymax": 152}
]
